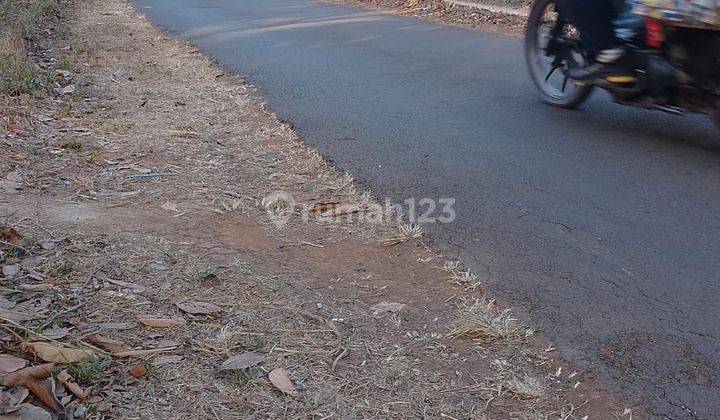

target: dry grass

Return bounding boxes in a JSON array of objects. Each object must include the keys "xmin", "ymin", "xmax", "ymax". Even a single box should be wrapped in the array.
[
  {"xmin": 377, "ymin": 222, "xmax": 423, "ymax": 246},
  {"xmin": 0, "ymin": 0, "xmax": 64, "ymax": 96},
  {"xmin": 506, "ymin": 375, "xmax": 546, "ymax": 399},
  {"xmin": 449, "ymin": 298, "xmax": 535, "ymax": 343}
]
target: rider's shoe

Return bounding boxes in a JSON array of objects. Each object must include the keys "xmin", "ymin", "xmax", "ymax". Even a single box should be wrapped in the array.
[{"xmin": 569, "ymin": 48, "xmax": 636, "ymax": 84}]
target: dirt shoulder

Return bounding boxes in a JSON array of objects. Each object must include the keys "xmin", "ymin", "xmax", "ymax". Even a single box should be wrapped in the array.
[
  {"xmin": 324, "ymin": 0, "xmax": 528, "ymax": 37},
  {"xmin": 0, "ymin": 0, "xmax": 633, "ymax": 418}
]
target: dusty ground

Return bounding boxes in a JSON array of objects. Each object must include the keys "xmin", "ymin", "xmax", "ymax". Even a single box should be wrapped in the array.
[{"xmin": 0, "ymin": 0, "xmax": 636, "ymax": 418}]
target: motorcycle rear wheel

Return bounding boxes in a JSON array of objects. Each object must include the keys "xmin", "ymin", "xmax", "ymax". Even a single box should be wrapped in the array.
[{"xmin": 524, "ymin": 0, "xmax": 593, "ymax": 108}]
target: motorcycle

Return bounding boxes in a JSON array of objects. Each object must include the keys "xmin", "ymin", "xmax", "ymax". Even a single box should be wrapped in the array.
[{"xmin": 524, "ymin": 0, "xmax": 720, "ymax": 125}]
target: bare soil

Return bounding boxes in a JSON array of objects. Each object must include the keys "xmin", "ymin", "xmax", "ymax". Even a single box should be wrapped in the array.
[{"xmin": 0, "ymin": 0, "xmax": 636, "ymax": 418}]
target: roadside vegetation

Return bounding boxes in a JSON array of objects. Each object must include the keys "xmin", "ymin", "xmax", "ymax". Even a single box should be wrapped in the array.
[{"xmin": 0, "ymin": 0, "xmax": 64, "ymax": 95}]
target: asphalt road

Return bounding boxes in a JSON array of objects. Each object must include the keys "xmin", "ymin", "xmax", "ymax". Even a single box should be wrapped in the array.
[{"xmin": 130, "ymin": 0, "xmax": 720, "ymax": 417}]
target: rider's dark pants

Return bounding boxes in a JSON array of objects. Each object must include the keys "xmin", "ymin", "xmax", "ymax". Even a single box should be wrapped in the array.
[{"xmin": 559, "ymin": 0, "xmax": 619, "ymax": 58}]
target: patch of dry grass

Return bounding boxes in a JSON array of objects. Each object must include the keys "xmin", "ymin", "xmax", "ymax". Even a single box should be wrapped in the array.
[
  {"xmin": 449, "ymin": 298, "xmax": 535, "ymax": 343},
  {"xmin": 0, "ymin": 0, "xmax": 64, "ymax": 96},
  {"xmin": 378, "ymin": 222, "xmax": 423, "ymax": 246}
]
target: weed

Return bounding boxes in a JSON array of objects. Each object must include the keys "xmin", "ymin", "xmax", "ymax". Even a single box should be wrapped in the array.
[
  {"xmin": 52, "ymin": 259, "xmax": 74, "ymax": 277},
  {"xmin": 378, "ymin": 222, "xmax": 423, "ymax": 246},
  {"xmin": 67, "ymin": 358, "xmax": 102, "ymax": 384},
  {"xmin": 0, "ymin": 53, "xmax": 35, "ymax": 95},
  {"xmin": 227, "ymin": 367, "xmax": 259, "ymax": 388},
  {"xmin": 59, "ymin": 140, "xmax": 84, "ymax": 151}
]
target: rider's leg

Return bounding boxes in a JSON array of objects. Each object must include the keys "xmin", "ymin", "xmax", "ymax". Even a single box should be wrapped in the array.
[
  {"xmin": 559, "ymin": 0, "xmax": 620, "ymax": 59},
  {"xmin": 560, "ymin": 0, "xmax": 636, "ymax": 81}
]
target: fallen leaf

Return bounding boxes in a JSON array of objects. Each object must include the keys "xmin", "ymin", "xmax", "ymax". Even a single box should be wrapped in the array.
[
  {"xmin": 57, "ymin": 370, "xmax": 88, "ymax": 400},
  {"xmin": 269, "ymin": 368, "xmax": 299, "ymax": 397},
  {"xmin": 105, "ymin": 279, "xmax": 146, "ymax": 294},
  {"xmin": 175, "ymin": 301, "xmax": 221, "ymax": 315},
  {"xmin": 160, "ymin": 202, "xmax": 178, "ymax": 212},
  {"xmin": 1, "ymin": 265, "xmax": 20, "ymax": 278},
  {"xmin": 152, "ymin": 355, "xmax": 183, "ymax": 367},
  {"xmin": 2, "ymin": 363, "xmax": 55, "ymax": 387},
  {"xmin": 0, "ymin": 388, "xmax": 29, "ymax": 414},
  {"xmin": 85, "ymin": 334, "xmax": 132, "ymax": 354},
  {"xmin": 0, "ymin": 354, "xmax": 27, "ymax": 375},
  {"xmin": 112, "ymin": 347, "xmax": 178, "ymax": 358},
  {"xmin": 40, "ymin": 327, "xmax": 71, "ymax": 340},
  {"xmin": 324, "ymin": 204, "xmax": 360, "ymax": 217},
  {"xmin": 219, "ymin": 352, "xmax": 264, "ymax": 371},
  {"xmin": 14, "ymin": 298, "xmax": 51, "ymax": 315},
  {"xmin": 85, "ymin": 396, "xmax": 103, "ymax": 404},
  {"xmin": 25, "ymin": 377, "xmax": 64, "ymax": 413},
  {"xmin": 369, "ymin": 301, "xmax": 406, "ymax": 316},
  {"xmin": 200, "ymin": 273, "xmax": 219, "ymax": 286},
  {"xmin": 129, "ymin": 361, "xmax": 147, "ymax": 378},
  {"xmin": 0, "ymin": 172, "xmax": 22, "ymax": 194},
  {"xmin": 55, "ymin": 84, "xmax": 75, "ymax": 95},
  {"xmin": 0, "ymin": 403, "xmax": 52, "ymax": 419},
  {"xmin": 137, "ymin": 316, "xmax": 186, "ymax": 328},
  {"xmin": 97, "ymin": 322, "xmax": 135, "ymax": 331},
  {"xmin": 21, "ymin": 342, "xmax": 95, "ymax": 363},
  {"xmin": 16, "ymin": 284, "xmax": 54, "ymax": 293},
  {"xmin": 310, "ymin": 202, "xmax": 340, "ymax": 213},
  {"xmin": 0, "ymin": 227, "xmax": 21, "ymax": 244},
  {"xmin": 0, "ymin": 309, "xmax": 37, "ymax": 323}
]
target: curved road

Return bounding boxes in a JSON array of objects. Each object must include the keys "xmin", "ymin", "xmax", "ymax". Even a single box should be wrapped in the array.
[{"xmin": 131, "ymin": 0, "xmax": 720, "ymax": 417}]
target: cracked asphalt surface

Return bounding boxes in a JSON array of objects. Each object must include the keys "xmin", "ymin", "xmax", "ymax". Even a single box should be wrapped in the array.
[{"xmin": 130, "ymin": 0, "xmax": 720, "ymax": 417}]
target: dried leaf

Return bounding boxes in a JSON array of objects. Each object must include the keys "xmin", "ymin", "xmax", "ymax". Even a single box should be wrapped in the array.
[
  {"xmin": 56, "ymin": 84, "xmax": 75, "ymax": 95},
  {"xmin": 269, "ymin": 368, "xmax": 299, "ymax": 397},
  {"xmin": 16, "ymin": 284, "xmax": 54, "ymax": 293},
  {"xmin": 1, "ymin": 265, "xmax": 20, "ymax": 278},
  {"xmin": 2, "ymin": 363, "xmax": 55, "ymax": 387},
  {"xmin": 153, "ymin": 355, "xmax": 183, "ymax": 367},
  {"xmin": 160, "ymin": 202, "xmax": 178, "ymax": 212},
  {"xmin": 0, "ymin": 354, "xmax": 27, "ymax": 375},
  {"xmin": 0, "ymin": 309, "xmax": 37, "ymax": 323},
  {"xmin": 0, "ymin": 172, "xmax": 22, "ymax": 194},
  {"xmin": 310, "ymin": 202, "xmax": 340, "ymax": 213},
  {"xmin": 0, "ymin": 388, "xmax": 29, "ymax": 414},
  {"xmin": 369, "ymin": 301, "xmax": 406, "ymax": 316},
  {"xmin": 219, "ymin": 352, "xmax": 264, "ymax": 371},
  {"xmin": 97, "ymin": 322, "xmax": 135, "ymax": 331},
  {"xmin": 25, "ymin": 377, "xmax": 64, "ymax": 413},
  {"xmin": 85, "ymin": 334, "xmax": 132, "ymax": 355},
  {"xmin": 129, "ymin": 361, "xmax": 147, "ymax": 378},
  {"xmin": 0, "ymin": 227, "xmax": 21, "ymax": 244},
  {"xmin": 137, "ymin": 316, "xmax": 186, "ymax": 328},
  {"xmin": 200, "ymin": 274, "xmax": 219, "ymax": 286},
  {"xmin": 21, "ymin": 342, "xmax": 95, "ymax": 363},
  {"xmin": 175, "ymin": 301, "xmax": 221, "ymax": 315},
  {"xmin": 0, "ymin": 403, "xmax": 52, "ymax": 419},
  {"xmin": 57, "ymin": 370, "xmax": 88, "ymax": 400},
  {"xmin": 105, "ymin": 279, "xmax": 145, "ymax": 294},
  {"xmin": 40, "ymin": 327, "xmax": 71, "ymax": 340},
  {"xmin": 324, "ymin": 204, "xmax": 360, "ymax": 217},
  {"xmin": 112, "ymin": 347, "xmax": 178, "ymax": 358}
]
